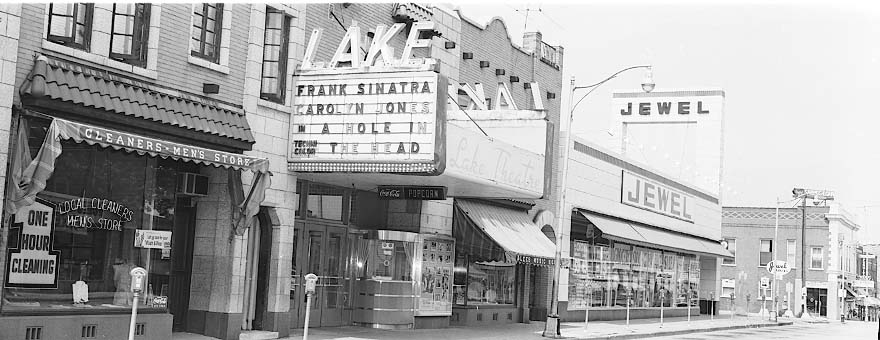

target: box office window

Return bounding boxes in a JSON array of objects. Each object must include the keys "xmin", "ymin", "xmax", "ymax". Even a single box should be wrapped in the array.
[{"xmin": 3, "ymin": 119, "xmax": 195, "ymax": 313}]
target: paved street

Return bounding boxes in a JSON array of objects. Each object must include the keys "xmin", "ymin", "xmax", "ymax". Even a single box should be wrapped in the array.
[{"xmin": 653, "ymin": 320, "xmax": 878, "ymax": 340}]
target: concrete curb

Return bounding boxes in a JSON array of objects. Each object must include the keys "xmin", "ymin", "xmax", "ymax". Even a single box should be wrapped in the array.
[{"xmin": 566, "ymin": 321, "xmax": 794, "ymax": 340}]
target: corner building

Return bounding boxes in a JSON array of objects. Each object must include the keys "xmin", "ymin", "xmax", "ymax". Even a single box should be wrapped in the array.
[{"xmin": 721, "ymin": 204, "xmax": 861, "ymax": 319}]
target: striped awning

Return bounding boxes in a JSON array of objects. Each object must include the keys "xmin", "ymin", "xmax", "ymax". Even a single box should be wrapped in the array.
[{"xmin": 453, "ymin": 199, "xmax": 556, "ymax": 266}]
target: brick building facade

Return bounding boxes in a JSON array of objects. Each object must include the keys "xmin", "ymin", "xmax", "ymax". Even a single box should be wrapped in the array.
[{"xmin": 721, "ymin": 204, "xmax": 860, "ymax": 319}]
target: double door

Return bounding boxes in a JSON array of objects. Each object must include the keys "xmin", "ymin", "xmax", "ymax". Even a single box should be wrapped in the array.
[{"xmin": 290, "ymin": 222, "xmax": 350, "ymax": 328}]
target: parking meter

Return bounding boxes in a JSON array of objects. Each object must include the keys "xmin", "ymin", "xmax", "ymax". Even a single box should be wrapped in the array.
[
  {"xmin": 304, "ymin": 273, "xmax": 318, "ymax": 295},
  {"xmin": 127, "ymin": 267, "xmax": 147, "ymax": 340},
  {"xmin": 130, "ymin": 267, "xmax": 147, "ymax": 293}
]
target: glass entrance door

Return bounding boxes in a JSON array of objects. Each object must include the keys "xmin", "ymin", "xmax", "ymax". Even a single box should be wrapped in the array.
[{"xmin": 290, "ymin": 222, "xmax": 349, "ymax": 329}]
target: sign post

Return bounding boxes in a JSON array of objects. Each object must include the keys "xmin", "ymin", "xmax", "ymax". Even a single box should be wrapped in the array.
[
  {"xmin": 303, "ymin": 273, "xmax": 318, "ymax": 340},
  {"xmin": 128, "ymin": 267, "xmax": 147, "ymax": 340}
]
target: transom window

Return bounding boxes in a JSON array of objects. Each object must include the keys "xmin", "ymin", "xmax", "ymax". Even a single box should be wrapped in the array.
[
  {"xmin": 260, "ymin": 7, "xmax": 292, "ymax": 103},
  {"xmin": 110, "ymin": 3, "xmax": 151, "ymax": 67},
  {"xmin": 47, "ymin": 3, "xmax": 94, "ymax": 50},
  {"xmin": 191, "ymin": 3, "xmax": 224, "ymax": 63}
]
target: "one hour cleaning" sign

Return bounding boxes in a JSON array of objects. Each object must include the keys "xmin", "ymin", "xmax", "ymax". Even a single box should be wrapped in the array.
[{"xmin": 5, "ymin": 198, "xmax": 60, "ymax": 289}]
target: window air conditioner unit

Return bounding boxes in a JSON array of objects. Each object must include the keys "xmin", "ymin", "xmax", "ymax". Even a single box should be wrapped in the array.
[{"xmin": 177, "ymin": 172, "xmax": 209, "ymax": 196}]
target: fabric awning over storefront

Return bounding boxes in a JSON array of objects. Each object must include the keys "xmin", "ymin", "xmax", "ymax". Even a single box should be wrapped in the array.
[
  {"xmin": 454, "ymin": 199, "xmax": 557, "ymax": 266},
  {"xmin": 51, "ymin": 117, "xmax": 268, "ymax": 172},
  {"xmin": 577, "ymin": 210, "xmax": 732, "ymax": 259},
  {"xmin": 864, "ymin": 296, "xmax": 880, "ymax": 307},
  {"xmin": 6, "ymin": 117, "xmax": 270, "ymax": 235}
]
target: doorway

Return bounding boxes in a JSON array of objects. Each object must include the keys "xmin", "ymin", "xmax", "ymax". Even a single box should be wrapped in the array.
[
  {"xmin": 290, "ymin": 222, "xmax": 351, "ymax": 329},
  {"xmin": 170, "ymin": 197, "xmax": 196, "ymax": 332}
]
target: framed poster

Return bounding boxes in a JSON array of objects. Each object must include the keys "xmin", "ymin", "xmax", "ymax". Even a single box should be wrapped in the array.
[{"xmin": 414, "ymin": 235, "xmax": 454, "ymax": 316}]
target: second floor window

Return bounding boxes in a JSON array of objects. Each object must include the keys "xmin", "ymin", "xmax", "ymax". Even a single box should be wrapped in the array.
[
  {"xmin": 191, "ymin": 3, "xmax": 224, "ymax": 63},
  {"xmin": 810, "ymin": 247, "xmax": 824, "ymax": 269},
  {"xmin": 759, "ymin": 239, "xmax": 773, "ymax": 266},
  {"xmin": 260, "ymin": 8, "xmax": 292, "ymax": 103},
  {"xmin": 47, "ymin": 3, "xmax": 94, "ymax": 50},
  {"xmin": 786, "ymin": 239, "xmax": 796, "ymax": 268},
  {"xmin": 722, "ymin": 238, "xmax": 736, "ymax": 265},
  {"xmin": 110, "ymin": 3, "xmax": 151, "ymax": 67}
]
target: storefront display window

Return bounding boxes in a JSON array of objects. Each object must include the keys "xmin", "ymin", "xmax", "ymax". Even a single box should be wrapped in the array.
[
  {"xmin": 3, "ymin": 118, "xmax": 190, "ymax": 313},
  {"xmin": 569, "ymin": 240, "xmax": 699, "ymax": 309},
  {"xmin": 466, "ymin": 262, "xmax": 515, "ymax": 305}
]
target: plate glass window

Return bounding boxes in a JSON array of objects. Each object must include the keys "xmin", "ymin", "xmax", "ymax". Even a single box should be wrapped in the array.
[
  {"xmin": 110, "ymin": 3, "xmax": 151, "ymax": 67},
  {"xmin": 759, "ymin": 239, "xmax": 773, "ymax": 266},
  {"xmin": 191, "ymin": 3, "xmax": 223, "ymax": 63},
  {"xmin": 810, "ymin": 247, "xmax": 824, "ymax": 269},
  {"xmin": 722, "ymin": 238, "xmax": 736, "ymax": 265},
  {"xmin": 260, "ymin": 8, "xmax": 292, "ymax": 103},
  {"xmin": 47, "ymin": 3, "xmax": 94, "ymax": 50}
]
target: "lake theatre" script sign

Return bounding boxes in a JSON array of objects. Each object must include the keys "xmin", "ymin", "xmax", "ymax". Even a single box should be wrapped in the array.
[{"xmin": 621, "ymin": 170, "xmax": 694, "ymax": 223}]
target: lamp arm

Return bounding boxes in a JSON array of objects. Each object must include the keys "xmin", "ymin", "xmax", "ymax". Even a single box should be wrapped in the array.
[{"xmin": 569, "ymin": 65, "xmax": 652, "ymax": 114}]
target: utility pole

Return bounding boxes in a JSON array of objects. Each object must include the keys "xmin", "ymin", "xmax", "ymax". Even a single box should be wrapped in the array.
[
  {"xmin": 800, "ymin": 196, "xmax": 807, "ymax": 316},
  {"xmin": 792, "ymin": 188, "xmax": 834, "ymax": 317}
]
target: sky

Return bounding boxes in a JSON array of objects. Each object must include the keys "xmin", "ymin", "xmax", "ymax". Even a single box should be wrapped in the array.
[{"xmin": 454, "ymin": 0, "xmax": 880, "ymax": 242}]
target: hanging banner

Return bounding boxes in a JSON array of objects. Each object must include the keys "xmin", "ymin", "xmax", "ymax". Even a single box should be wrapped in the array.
[
  {"xmin": 415, "ymin": 237, "xmax": 454, "ymax": 316},
  {"xmin": 52, "ymin": 118, "xmax": 269, "ymax": 173},
  {"xmin": 5, "ymin": 198, "xmax": 60, "ymax": 289}
]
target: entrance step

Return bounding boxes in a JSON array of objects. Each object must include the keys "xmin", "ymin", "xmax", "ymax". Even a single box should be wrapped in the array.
[{"xmin": 239, "ymin": 330, "xmax": 279, "ymax": 340}]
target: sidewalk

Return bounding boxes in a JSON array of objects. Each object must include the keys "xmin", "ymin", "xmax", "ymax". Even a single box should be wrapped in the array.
[{"xmin": 174, "ymin": 313, "xmax": 794, "ymax": 340}]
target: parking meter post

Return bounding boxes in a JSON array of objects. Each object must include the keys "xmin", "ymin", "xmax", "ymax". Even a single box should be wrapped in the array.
[
  {"xmin": 584, "ymin": 290, "xmax": 591, "ymax": 330},
  {"xmin": 660, "ymin": 289, "xmax": 664, "ymax": 328},
  {"xmin": 626, "ymin": 298, "xmax": 631, "ymax": 327},
  {"xmin": 710, "ymin": 291, "xmax": 715, "ymax": 320},
  {"xmin": 303, "ymin": 273, "xmax": 318, "ymax": 340},
  {"xmin": 128, "ymin": 267, "xmax": 147, "ymax": 340},
  {"xmin": 687, "ymin": 290, "xmax": 691, "ymax": 324}
]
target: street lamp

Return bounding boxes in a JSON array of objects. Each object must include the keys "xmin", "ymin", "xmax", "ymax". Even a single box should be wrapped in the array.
[{"xmin": 543, "ymin": 65, "xmax": 654, "ymax": 338}]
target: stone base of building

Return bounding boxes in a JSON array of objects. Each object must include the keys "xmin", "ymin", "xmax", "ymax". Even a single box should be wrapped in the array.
[
  {"xmin": 0, "ymin": 312, "xmax": 172, "ymax": 340},
  {"xmin": 557, "ymin": 301, "xmax": 701, "ymax": 321},
  {"xmin": 187, "ymin": 310, "xmax": 242, "ymax": 340},
  {"xmin": 414, "ymin": 315, "xmax": 450, "ymax": 328},
  {"xmin": 451, "ymin": 305, "xmax": 522, "ymax": 326}
]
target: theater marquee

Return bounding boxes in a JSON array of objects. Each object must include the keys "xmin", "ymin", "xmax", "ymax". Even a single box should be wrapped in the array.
[{"xmin": 288, "ymin": 70, "xmax": 446, "ymax": 173}]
